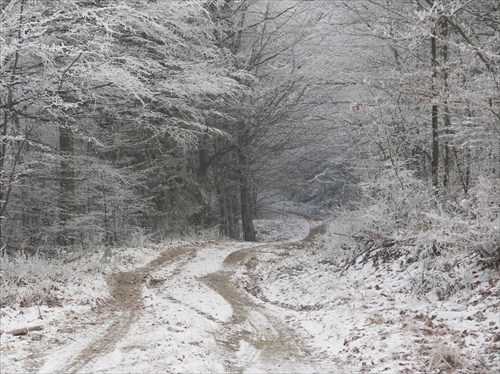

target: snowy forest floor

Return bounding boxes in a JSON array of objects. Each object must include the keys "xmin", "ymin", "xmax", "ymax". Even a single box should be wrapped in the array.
[{"xmin": 0, "ymin": 216, "xmax": 499, "ymax": 373}]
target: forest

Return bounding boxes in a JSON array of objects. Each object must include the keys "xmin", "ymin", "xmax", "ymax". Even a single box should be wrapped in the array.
[
  {"xmin": 0, "ymin": 0, "xmax": 499, "ymax": 372},
  {"xmin": 1, "ymin": 0, "xmax": 498, "ymax": 254}
]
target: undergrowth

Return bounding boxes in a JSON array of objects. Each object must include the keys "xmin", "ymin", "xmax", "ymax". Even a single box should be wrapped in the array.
[
  {"xmin": 322, "ymin": 172, "xmax": 499, "ymax": 299},
  {"xmin": 0, "ymin": 229, "xmax": 221, "ymax": 309},
  {"xmin": 0, "ymin": 251, "xmax": 108, "ymax": 309}
]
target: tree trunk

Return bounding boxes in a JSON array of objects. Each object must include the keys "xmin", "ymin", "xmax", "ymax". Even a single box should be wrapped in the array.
[
  {"xmin": 56, "ymin": 52, "xmax": 81, "ymax": 246},
  {"xmin": 58, "ymin": 122, "xmax": 75, "ymax": 245},
  {"xmin": 441, "ymin": 19, "xmax": 452, "ymax": 189},
  {"xmin": 0, "ymin": 0, "xmax": 25, "ymax": 246},
  {"xmin": 431, "ymin": 32, "xmax": 439, "ymax": 191},
  {"xmin": 219, "ymin": 182, "xmax": 233, "ymax": 238},
  {"xmin": 442, "ymin": 105, "xmax": 451, "ymax": 188},
  {"xmin": 218, "ymin": 171, "xmax": 239, "ymax": 239},
  {"xmin": 192, "ymin": 138, "xmax": 210, "ymax": 228},
  {"xmin": 219, "ymin": 182, "xmax": 230, "ymax": 237},
  {"xmin": 237, "ymin": 147, "xmax": 256, "ymax": 242}
]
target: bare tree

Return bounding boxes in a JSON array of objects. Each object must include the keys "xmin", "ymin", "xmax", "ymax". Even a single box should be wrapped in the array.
[{"xmin": 0, "ymin": 0, "xmax": 247, "ymax": 249}]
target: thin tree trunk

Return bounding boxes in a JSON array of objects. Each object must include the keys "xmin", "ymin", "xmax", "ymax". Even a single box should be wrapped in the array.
[
  {"xmin": 219, "ymin": 183, "xmax": 229, "ymax": 237},
  {"xmin": 193, "ymin": 137, "xmax": 210, "ymax": 228},
  {"xmin": 443, "ymin": 105, "xmax": 451, "ymax": 188},
  {"xmin": 219, "ymin": 182, "xmax": 235, "ymax": 238},
  {"xmin": 58, "ymin": 122, "xmax": 75, "ymax": 245},
  {"xmin": 431, "ymin": 32, "xmax": 439, "ymax": 191},
  {"xmin": 237, "ymin": 147, "xmax": 256, "ymax": 242},
  {"xmin": 441, "ymin": 19, "xmax": 451, "ymax": 188},
  {"xmin": 56, "ymin": 54, "xmax": 81, "ymax": 246},
  {"xmin": 0, "ymin": 0, "xmax": 25, "ymax": 246},
  {"xmin": 218, "ymin": 175, "xmax": 238, "ymax": 239}
]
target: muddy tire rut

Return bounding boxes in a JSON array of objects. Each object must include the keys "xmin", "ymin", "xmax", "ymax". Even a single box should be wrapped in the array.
[
  {"xmin": 202, "ymin": 247, "xmax": 317, "ymax": 373},
  {"xmin": 58, "ymin": 223, "xmax": 324, "ymax": 373},
  {"xmin": 58, "ymin": 246, "xmax": 197, "ymax": 374}
]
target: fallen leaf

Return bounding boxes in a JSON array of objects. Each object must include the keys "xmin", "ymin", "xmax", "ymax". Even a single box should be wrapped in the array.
[{"xmin": 422, "ymin": 329, "xmax": 433, "ymax": 336}]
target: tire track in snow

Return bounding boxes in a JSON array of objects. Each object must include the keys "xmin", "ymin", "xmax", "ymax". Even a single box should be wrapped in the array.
[
  {"xmin": 57, "ymin": 221, "xmax": 326, "ymax": 373},
  {"xmin": 57, "ymin": 245, "xmax": 197, "ymax": 374},
  {"xmin": 202, "ymin": 245, "xmax": 321, "ymax": 373}
]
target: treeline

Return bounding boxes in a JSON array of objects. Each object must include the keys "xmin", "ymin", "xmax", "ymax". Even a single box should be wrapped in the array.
[
  {"xmin": 2, "ymin": 0, "xmax": 498, "ymax": 257},
  {"xmin": 1, "ymin": 0, "xmax": 332, "ymax": 251},
  {"xmin": 334, "ymin": 0, "xmax": 499, "ymax": 259}
]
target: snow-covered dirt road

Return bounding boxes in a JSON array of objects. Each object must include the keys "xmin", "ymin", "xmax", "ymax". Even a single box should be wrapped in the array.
[
  {"xmin": 1, "ymin": 216, "xmax": 498, "ymax": 373},
  {"xmin": 29, "ymin": 219, "xmax": 336, "ymax": 373},
  {"xmin": 202, "ymin": 244, "xmax": 335, "ymax": 373}
]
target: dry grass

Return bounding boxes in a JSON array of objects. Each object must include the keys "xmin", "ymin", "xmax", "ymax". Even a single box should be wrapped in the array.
[{"xmin": 427, "ymin": 341, "xmax": 465, "ymax": 372}]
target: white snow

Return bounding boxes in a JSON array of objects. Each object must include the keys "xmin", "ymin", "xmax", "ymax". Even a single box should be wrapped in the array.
[{"xmin": 1, "ymin": 217, "xmax": 498, "ymax": 373}]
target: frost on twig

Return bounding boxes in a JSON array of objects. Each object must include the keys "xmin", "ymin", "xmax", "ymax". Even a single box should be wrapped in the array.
[{"xmin": 1, "ymin": 325, "xmax": 43, "ymax": 336}]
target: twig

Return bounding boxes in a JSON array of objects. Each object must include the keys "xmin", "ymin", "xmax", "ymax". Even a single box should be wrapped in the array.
[
  {"xmin": 342, "ymin": 241, "xmax": 375, "ymax": 272},
  {"xmin": 2, "ymin": 325, "xmax": 43, "ymax": 336},
  {"xmin": 329, "ymin": 231, "xmax": 362, "ymax": 239}
]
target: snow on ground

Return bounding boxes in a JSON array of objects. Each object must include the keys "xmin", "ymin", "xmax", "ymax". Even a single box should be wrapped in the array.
[
  {"xmin": 1, "ymin": 251, "xmax": 111, "ymax": 374},
  {"xmin": 254, "ymin": 215, "xmax": 313, "ymax": 242},
  {"xmin": 105, "ymin": 240, "xmax": 192, "ymax": 272},
  {"xmin": 1, "ymin": 216, "xmax": 498, "ymax": 373},
  {"xmin": 232, "ymin": 235, "xmax": 500, "ymax": 373},
  {"xmin": 0, "ymin": 241, "xmax": 192, "ymax": 374},
  {"xmin": 81, "ymin": 292, "xmax": 225, "ymax": 373}
]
